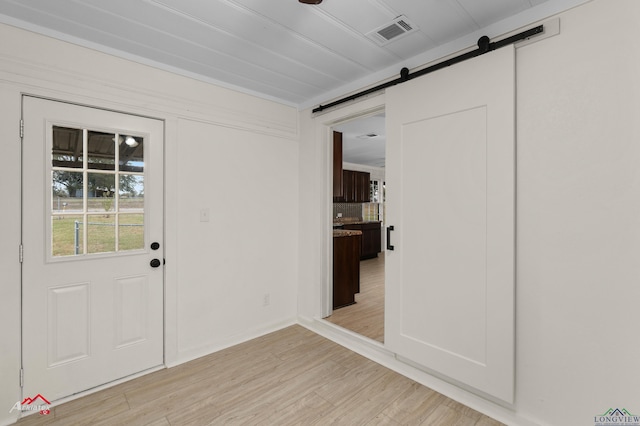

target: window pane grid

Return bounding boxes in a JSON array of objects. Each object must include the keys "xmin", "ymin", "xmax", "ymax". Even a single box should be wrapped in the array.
[{"xmin": 51, "ymin": 126, "xmax": 145, "ymax": 257}]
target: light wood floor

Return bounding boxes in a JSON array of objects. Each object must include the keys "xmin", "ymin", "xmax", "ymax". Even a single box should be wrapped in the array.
[
  {"xmin": 15, "ymin": 325, "xmax": 503, "ymax": 426},
  {"xmin": 326, "ymin": 253, "xmax": 385, "ymax": 342}
]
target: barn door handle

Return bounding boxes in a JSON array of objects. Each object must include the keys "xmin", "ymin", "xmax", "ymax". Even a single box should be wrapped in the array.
[{"xmin": 386, "ymin": 226, "xmax": 395, "ymax": 251}]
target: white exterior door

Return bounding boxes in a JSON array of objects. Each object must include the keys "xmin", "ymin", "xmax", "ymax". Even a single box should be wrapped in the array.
[
  {"xmin": 384, "ymin": 46, "xmax": 515, "ymax": 403},
  {"xmin": 21, "ymin": 96, "xmax": 164, "ymax": 402}
]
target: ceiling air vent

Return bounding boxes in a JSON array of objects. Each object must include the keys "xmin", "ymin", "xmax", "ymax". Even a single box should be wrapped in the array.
[
  {"xmin": 367, "ymin": 16, "xmax": 417, "ymax": 46},
  {"xmin": 357, "ymin": 133, "xmax": 379, "ymax": 139}
]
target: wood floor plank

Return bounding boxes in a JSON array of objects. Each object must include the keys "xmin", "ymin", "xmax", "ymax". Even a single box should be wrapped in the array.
[
  {"xmin": 257, "ymin": 391, "xmax": 335, "ymax": 426},
  {"xmin": 366, "ymin": 412, "xmax": 401, "ymax": 425},
  {"xmin": 420, "ymin": 405, "xmax": 479, "ymax": 426},
  {"xmin": 15, "ymin": 325, "xmax": 503, "ymax": 426},
  {"xmin": 124, "ymin": 350, "xmax": 281, "ymax": 408},
  {"xmin": 313, "ymin": 357, "xmax": 389, "ymax": 406},
  {"xmin": 444, "ymin": 398, "xmax": 485, "ymax": 423},
  {"xmin": 379, "ymin": 381, "xmax": 448, "ymax": 425},
  {"xmin": 53, "ymin": 394, "xmax": 130, "ymax": 426},
  {"xmin": 310, "ymin": 370, "xmax": 415, "ymax": 425},
  {"xmin": 206, "ymin": 360, "xmax": 346, "ymax": 424},
  {"xmin": 144, "ymin": 417, "xmax": 171, "ymax": 426}
]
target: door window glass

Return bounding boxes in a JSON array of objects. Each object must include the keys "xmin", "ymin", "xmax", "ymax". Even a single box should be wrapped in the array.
[
  {"xmin": 51, "ymin": 126, "xmax": 145, "ymax": 257},
  {"xmin": 52, "ymin": 126, "xmax": 83, "ymax": 168},
  {"xmin": 87, "ymin": 131, "xmax": 116, "ymax": 171}
]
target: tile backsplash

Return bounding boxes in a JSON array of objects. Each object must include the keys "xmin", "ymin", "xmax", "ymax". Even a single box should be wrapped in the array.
[
  {"xmin": 333, "ymin": 203, "xmax": 361, "ymax": 220},
  {"xmin": 334, "ymin": 203, "xmax": 380, "ymax": 221}
]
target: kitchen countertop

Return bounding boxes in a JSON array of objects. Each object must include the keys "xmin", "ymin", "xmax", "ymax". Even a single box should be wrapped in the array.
[
  {"xmin": 333, "ymin": 218, "xmax": 381, "ymax": 226},
  {"xmin": 333, "ymin": 229, "xmax": 363, "ymax": 238}
]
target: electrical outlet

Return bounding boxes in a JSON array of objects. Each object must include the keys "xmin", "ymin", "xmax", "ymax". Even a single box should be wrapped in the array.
[{"xmin": 263, "ymin": 293, "xmax": 270, "ymax": 307}]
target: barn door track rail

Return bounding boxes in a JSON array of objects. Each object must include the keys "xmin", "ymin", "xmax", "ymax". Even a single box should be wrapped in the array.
[{"xmin": 312, "ymin": 24, "xmax": 543, "ymax": 114}]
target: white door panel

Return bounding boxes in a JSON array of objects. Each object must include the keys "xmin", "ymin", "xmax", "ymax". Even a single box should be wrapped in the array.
[
  {"xmin": 385, "ymin": 46, "xmax": 515, "ymax": 403},
  {"xmin": 22, "ymin": 97, "xmax": 164, "ymax": 402}
]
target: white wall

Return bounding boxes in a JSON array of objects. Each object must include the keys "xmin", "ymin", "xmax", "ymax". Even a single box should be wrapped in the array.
[
  {"xmin": 0, "ymin": 23, "xmax": 299, "ymax": 425},
  {"xmin": 299, "ymin": 1, "xmax": 640, "ymax": 425},
  {"xmin": 515, "ymin": 0, "xmax": 640, "ymax": 423},
  {"xmin": 173, "ymin": 118, "xmax": 299, "ymax": 362}
]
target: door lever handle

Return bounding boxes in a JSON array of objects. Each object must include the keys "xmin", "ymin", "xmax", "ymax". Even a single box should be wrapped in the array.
[{"xmin": 386, "ymin": 226, "xmax": 395, "ymax": 251}]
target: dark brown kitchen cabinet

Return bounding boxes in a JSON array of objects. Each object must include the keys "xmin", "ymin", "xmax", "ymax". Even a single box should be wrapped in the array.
[
  {"xmin": 333, "ymin": 131, "xmax": 344, "ymax": 202},
  {"xmin": 332, "ymin": 132, "xmax": 370, "ymax": 203},
  {"xmin": 342, "ymin": 221, "xmax": 381, "ymax": 259},
  {"xmin": 342, "ymin": 170, "xmax": 370, "ymax": 203},
  {"xmin": 342, "ymin": 170, "xmax": 355, "ymax": 202},
  {"xmin": 361, "ymin": 222, "xmax": 382, "ymax": 259},
  {"xmin": 357, "ymin": 171, "xmax": 371, "ymax": 202},
  {"xmin": 333, "ymin": 231, "xmax": 361, "ymax": 309}
]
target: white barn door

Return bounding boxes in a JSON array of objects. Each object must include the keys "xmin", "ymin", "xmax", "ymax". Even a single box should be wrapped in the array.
[{"xmin": 384, "ymin": 46, "xmax": 515, "ymax": 403}]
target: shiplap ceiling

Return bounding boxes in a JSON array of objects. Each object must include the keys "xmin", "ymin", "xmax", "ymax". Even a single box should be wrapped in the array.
[{"xmin": 0, "ymin": 0, "xmax": 587, "ymax": 110}]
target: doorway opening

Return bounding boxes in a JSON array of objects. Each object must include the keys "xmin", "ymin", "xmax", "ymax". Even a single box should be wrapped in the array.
[{"xmin": 324, "ymin": 112, "xmax": 386, "ymax": 343}]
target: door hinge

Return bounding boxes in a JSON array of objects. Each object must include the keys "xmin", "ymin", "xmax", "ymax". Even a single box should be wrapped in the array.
[
  {"xmin": 20, "ymin": 119, "xmax": 24, "ymax": 139},
  {"xmin": 19, "ymin": 368, "xmax": 24, "ymax": 388},
  {"xmin": 19, "ymin": 244, "xmax": 23, "ymax": 263}
]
